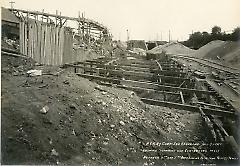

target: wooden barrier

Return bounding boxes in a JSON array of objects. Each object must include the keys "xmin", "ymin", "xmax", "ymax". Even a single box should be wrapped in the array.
[{"xmin": 19, "ymin": 20, "xmax": 73, "ymax": 65}]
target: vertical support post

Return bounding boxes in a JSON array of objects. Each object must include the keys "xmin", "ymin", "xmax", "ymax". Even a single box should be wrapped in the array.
[
  {"xmin": 180, "ymin": 91, "xmax": 185, "ymax": 104},
  {"xmin": 55, "ymin": 10, "xmax": 58, "ymax": 25}
]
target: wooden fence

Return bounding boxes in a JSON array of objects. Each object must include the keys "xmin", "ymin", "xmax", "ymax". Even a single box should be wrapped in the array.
[{"xmin": 20, "ymin": 20, "xmax": 73, "ymax": 65}]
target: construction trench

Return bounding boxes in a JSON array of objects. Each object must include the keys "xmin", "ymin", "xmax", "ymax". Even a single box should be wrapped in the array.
[
  {"xmin": 63, "ymin": 52, "xmax": 240, "ymax": 165},
  {"xmin": 2, "ymin": 7, "xmax": 240, "ymax": 166}
]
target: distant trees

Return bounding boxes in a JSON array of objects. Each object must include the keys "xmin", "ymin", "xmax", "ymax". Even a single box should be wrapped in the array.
[
  {"xmin": 183, "ymin": 26, "xmax": 240, "ymax": 49},
  {"xmin": 231, "ymin": 27, "xmax": 240, "ymax": 41},
  {"xmin": 211, "ymin": 26, "xmax": 221, "ymax": 35}
]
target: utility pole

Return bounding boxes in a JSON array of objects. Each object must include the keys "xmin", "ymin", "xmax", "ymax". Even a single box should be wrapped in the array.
[
  {"xmin": 192, "ymin": 30, "xmax": 194, "ymax": 48},
  {"xmin": 168, "ymin": 30, "xmax": 171, "ymax": 43},
  {"xmin": 126, "ymin": 29, "xmax": 129, "ymax": 41},
  {"xmin": 9, "ymin": 1, "xmax": 15, "ymax": 9},
  {"xmin": 161, "ymin": 31, "xmax": 162, "ymax": 41}
]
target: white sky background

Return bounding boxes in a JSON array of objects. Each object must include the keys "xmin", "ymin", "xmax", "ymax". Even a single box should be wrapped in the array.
[{"xmin": 1, "ymin": 0, "xmax": 240, "ymax": 41}]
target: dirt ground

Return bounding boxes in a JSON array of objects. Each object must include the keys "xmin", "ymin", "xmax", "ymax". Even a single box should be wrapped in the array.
[{"xmin": 1, "ymin": 53, "xmax": 212, "ymax": 165}]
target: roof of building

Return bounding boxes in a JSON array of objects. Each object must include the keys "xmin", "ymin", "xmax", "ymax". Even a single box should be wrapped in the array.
[{"xmin": 1, "ymin": 7, "xmax": 20, "ymax": 23}]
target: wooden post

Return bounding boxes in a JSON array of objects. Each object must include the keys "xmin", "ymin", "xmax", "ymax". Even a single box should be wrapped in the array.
[
  {"xmin": 180, "ymin": 91, "xmax": 185, "ymax": 104},
  {"xmin": 56, "ymin": 10, "xmax": 58, "ymax": 25}
]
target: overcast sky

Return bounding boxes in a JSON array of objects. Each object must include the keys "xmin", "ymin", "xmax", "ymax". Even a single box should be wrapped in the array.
[{"xmin": 1, "ymin": 0, "xmax": 240, "ymax": 41}]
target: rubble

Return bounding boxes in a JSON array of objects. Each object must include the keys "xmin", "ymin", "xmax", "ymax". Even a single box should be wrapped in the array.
[
  {"xmin": 39, "ymin": 105, "xmax": 49, "ymax": 114},
  {"xmin": 27, "ymin": 69, "xmax": 42, "ymax": 76}
]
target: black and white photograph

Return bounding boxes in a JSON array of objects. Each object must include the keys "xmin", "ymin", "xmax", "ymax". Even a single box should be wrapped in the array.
[{"xmin": 1, "ymin": 0, "xmax": 240, "ymax": 165}]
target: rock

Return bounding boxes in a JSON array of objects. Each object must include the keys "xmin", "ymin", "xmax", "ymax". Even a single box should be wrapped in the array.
[
  {"xmin": 123, "ymin": 98, "xmax": 128, "ymax": 102},
  {"xmin": 87, "ymin": 103, "xmax": 91, "ymax": 107},
  {"xmin": 176, "ymin": 128, "xmax": 181, "ymax": 132},
  {"xmin": 101, "ymin": 91, "xmax": 107, "ymax": 95},
  {"xmin": 27, "ymin": 69, "xmax": 42, "ymax": 76},
  {"xmin": 96, "ymin": 100, "xmax": 102, "ymax": 104},
  {"xmin": 110, "ymin": 124, "xmax": 115, "ymax": 128},
  {"xmin": 40, "ymin": 106, "xmax": 49, "ymax": 114},
  {"xmin": 2, "ymin": 67, "xmax": 10, "ymax": 72},
  {"xmin": 95, "ymin": 85, "xmax": 105, "ymax": 92},
  {"xmin": 130, "ymin": 117, "xmax": 135, "ymax": 121},
  {"xmin": 63, "ymin": 80, "xmax": 70, "ymax": 85},
  {"xmin": 103, "ymin": 141, "xmax": 108, "ymax": 145},
  {"xmin": 13, "ymin": 71, "xmax": 20, "ymax": 76},
  {"xmin": 69, "ymin": 103, "xmax": 77, "ymax": 109},
  {"xmin": 72, "ymin": 129, "xmax": 76, "ymax": 136},
  {"xmin": 51, "ymin": 148, "xmax": 59, "ymax": 156},
  {"xmin": 119, "ymin": 121, "xmax": 125, "ymax": 126}
]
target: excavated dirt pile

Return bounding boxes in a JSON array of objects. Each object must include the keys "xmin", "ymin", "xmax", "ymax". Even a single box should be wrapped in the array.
[
  {"xmin": 188, "ymin": 40, "xmax": 240, "ymax": 69},
  {"xmin": 195, "ymin": 41, "xmax": 240, "ymax": 69},
  {"xmin": 147, "ymin": 42, "xmax": 196, "ymax": 55},
  {"xmin": 1, "ymin": 53, "xmax": 206, "ymax": 165},
  {"xmin": 192, "ymin": 40, "xmax": 225, "ymax": 58}
]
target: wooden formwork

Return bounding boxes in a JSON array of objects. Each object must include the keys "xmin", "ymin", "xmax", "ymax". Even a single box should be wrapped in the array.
[{"xmin": 19, "ymin": 20, "xmax": 73, "ymax": 65}]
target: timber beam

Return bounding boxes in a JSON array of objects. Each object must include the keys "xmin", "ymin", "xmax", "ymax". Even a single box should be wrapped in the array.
[
  {"xmin": 141, "ymin": 98, "xmax": 235, "ymax": 118},
  {"xmin": 65, "ymin": 64, "xmax": 191, "ymax": 84},
  {"xmin": 66, "ymin": 64, "xmax": 187, "ymax": 78},
  {"xmin": 76, "ymin": 73, "xmax": 215, "ymax": 95}
]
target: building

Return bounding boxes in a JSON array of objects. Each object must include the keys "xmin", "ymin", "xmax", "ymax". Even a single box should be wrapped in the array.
[
  {"xmin": 1, "ymin": 7, "xmax": 20, "ymax": 39},
  {"xmin": 127, "ymin": 40, "xmax": 147, "ymax": 50}
]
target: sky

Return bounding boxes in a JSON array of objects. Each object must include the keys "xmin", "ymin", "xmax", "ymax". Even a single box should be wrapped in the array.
[{"xmin": 1, "ymin": 0, "xmax": 240, "ymax": 41}]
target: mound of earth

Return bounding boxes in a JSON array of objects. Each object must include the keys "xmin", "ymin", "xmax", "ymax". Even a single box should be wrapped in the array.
[
  {"xmin": 202, "ymin": 41, "xmax": 240, "ymax": 68},
  {"xmin": 192, "ymin": 40, "xmax": 240, "ymax": 69},
  {"xmin": 1, "ymin": 53, "xmax": 206, "ymax": 165},
  {"xmin": 192, "ymin": 40, "xmax": 225, "ymax": 58},
  {"xmin": 147, "ymin": 42, "xmax": 195, "ymax": 55}
]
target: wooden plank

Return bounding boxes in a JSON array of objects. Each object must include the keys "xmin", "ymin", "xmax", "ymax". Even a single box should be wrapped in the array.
[
  {"xmin": 197, "ymin": 102, "xmax": 228, "ymax": 110},
  {"xmin": 67, "ymin": 64, "xmax": 188, "ymax": 80},
  {"xmin": 19, "ymin": 21, "xmax": 22, "ymax": 54},
  {"xmin": 27, "ymin": 23, "xmax": 31, "ymax": 58},
  {"xmin": 36, "ymin": 21, "xmax": 41, "ymax": 63},
  {"xmin": 47, "ymin": 25, "xmax": 52, "ymax": 65},
  {"xmin": 31, "ymin": 22, "xmax": 35, "ymax": 60},
  {"xmin": 116, "ymin": 84, "xmax": 180, "ymax": 95},
  {"xmin": 76, "ymin": 73, "xmax": 215, "ymax": 95},
  {"xmin": 50, "ymin": 25, "xmax": 54, "ymax": 65},
  {"xmin": 55, "ymin": 26, "xmax": 59, "ymax": 65},
  {"xmin": 180, "ymin": 91, "xmax": 185, "ymax": 104},
  {"xmin": 59, "ymin": 27, "xmax": 64, "ymax": 65},
  {"xmin": 141, "ymin": 98, "xmax": 235, "ymax": 118},
  {"xmin": 52, "ymin": 25, "xmax": 56, "ymax": 65},
  {"xmin": 70, "ymin": 62, "xmax": 190, "ymax": 81},
  {"xmin": 21, "ymin": 22, "xmax": 24, "ymax": 54},
  {"xmin": 24, "ymin": 22, "xmax": 27, "ymax": 55},
  {"xmin": 43, "ymin": 23, "xmax": 47, "ymax": 64},
  {"xmin": 1, "ymin": 51, "xmax": 29, "ymax": 58},
  {"xmin": 11, "ymin": 8, "xmax": 108, "ymax": 32}
]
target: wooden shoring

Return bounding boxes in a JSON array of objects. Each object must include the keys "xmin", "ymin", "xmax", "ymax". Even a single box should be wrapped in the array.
[
  {"xmin": 66, "ymin": 64, "xmax": 190, "ymax": 85},
  {"xmin": 75, "ymin": 73, "xmax": 215, "ymax": 95},
  {"xmin": 197, "ymin": 102, "xmax": 228, "ymax": 111},
  {"xmin": 67, "ymin": 63, "xmax": 187, "ymax": 78},
  {"xmin": 141, "ymin": 98, "xmax": 235, "ymax": 118},
  {"xmin": 180, "ymin": 91, "xmax": 185, "ymax": 104}
]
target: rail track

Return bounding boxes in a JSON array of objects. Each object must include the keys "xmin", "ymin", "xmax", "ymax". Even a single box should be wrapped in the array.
[{"xmin": 168, "ymin": 53, "xmax": 240, "ymax": 75}]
